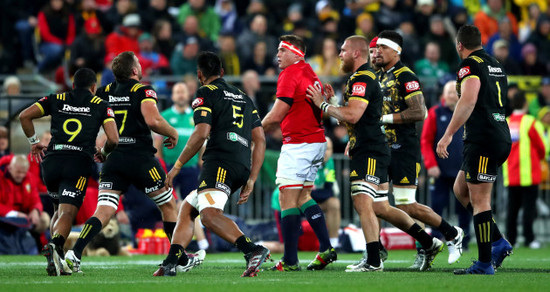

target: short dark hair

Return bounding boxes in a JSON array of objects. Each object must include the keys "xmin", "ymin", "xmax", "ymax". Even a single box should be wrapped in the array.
[
  {"xmin": 73, "ymin": 68, "xmax": 97, "ymax": 89},
  {"xmin": 457, "ymin": 25, "xmax": 482, "ymax": 50},
  {"xmin": 112, "ymin": 51, "xmax": 136, "ymax": 80},
  {"xmin": 511, "ymin": 91, "xmax": 527, "ymax": 110},
  {"xmin": 377, "ymin": 30, "xmax": 403, "ymax": 47},
  {"xmin": 279, "ymin": 34, "xmax": 306, "ymax": 55},
  {"xmin": 197, "ymin": 51, "xmax": 222, "ymax": 79}
]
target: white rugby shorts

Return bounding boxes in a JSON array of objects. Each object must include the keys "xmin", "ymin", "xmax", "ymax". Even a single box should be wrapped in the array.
[{"xmin": 276, "ymin": 142, "xmax": 326, "ymax": 184}]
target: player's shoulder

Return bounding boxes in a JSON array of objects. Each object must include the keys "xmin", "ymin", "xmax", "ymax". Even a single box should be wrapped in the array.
[
  {"xmin": 394, "ymin": 64, "xmax": 418, "ymax": 81},
  {"xmin": 198, "ymin": 83, "xmax": 221, "ymax": 94},
  {"xmin": 352, "ymin": 68, "xmax": 378, "ymax": 83}
]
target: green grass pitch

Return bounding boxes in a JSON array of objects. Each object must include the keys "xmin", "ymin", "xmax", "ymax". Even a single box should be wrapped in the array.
[{"xmin": 1, "ymin": 246, "xmax": 549, "ymax": 292}]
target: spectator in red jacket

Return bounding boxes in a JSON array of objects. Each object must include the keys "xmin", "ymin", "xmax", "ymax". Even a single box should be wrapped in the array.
[
  {"xmin": 0, "ymin": 154, "xmax": 50, "ymax": 249},
  {"xmin": 37, "ymin": 0, "xmax": 76, "ymax": 73},
  {"xmin": 105, "ymin": 13, "xmax": 141, "ymax": 56}
]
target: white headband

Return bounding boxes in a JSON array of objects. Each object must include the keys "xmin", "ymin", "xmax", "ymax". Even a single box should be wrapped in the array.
[
  {"xmin": 377, "ymin": 38, "xmax": 402, "ymax": 55},
  {"xmin": 278, "ymin": 41, "xmax": 305, "ymax": 57}
]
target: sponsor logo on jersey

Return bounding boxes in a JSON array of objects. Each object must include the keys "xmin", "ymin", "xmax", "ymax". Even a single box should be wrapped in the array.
[
  {"xmin": 477, "ymin": 173, "xmax": 496, "ymax": 183},
  {"xmin": 145, "ymin": 89, "xmax": 157, "ymax": 98},
  {"xmin": 223, "ymin": 90, "xmax": 243, "ymax": 99},
  {"xmin": 366, "ymin": 175, "xmax": 380, "ymax": 185},
  {"xmin": 99, "ymin": 182, "xmax": 113, "ymax": 190},
  {"xmin": 62, "ymin": 189, "xmax": 77, "ymax": 198},
  {"xmin": 399, "ymin": 177, "xmax": 410, "ymax": 184},
  {"xmin": 108, "ymin": 95, "xmax": 130, "ymax": 103},
  {"xmin": 352, "ymin": 82, "xmax": 366, "ymax": 97},
  {"xmin": 119, "ymin": 137, "xmax": 137, "ymax": 144},
  {"xmin": 458, "ymin": 66, "xmax": 470, "ymax": 79},
  {"xmin": 192, "ymin": 97, "xmax": 204, "ymax": 108},
  {"xmin": 350, "ymin": 170, "xmax": 358, "ymax": 177},
  {"xmin": 492, "ymin": 113, "xmax": 505, "ymax": 122},
  {"xmin": 215, "ymin": 182, "xmax": 231, "ymax": 195},
  {"xmin": 199, "ymin": 181, "xmax": 207, "ymax": 188},
  {"xmin": 62, "ymin": 104, "xmax": 90, "ymax": 113},
  {"xmin": 227, "ymin": 132, "xmax": 249, "ymax": 147},
  {"xmin": 53, "ymin": 144, "xmax": 83, "ymax": 151},
  {"xmin": 405, "ymin": 81, "xmax": 420, "ymax": 93},
  {"xmin": 311, "ymin": 213, "xmax": 322, "ymax": 220},
  {"xmin": 145, "ymin": 185, "xmax": 160, "ymax": 193},
  {"xmin": 107, "ymin": 108, "xmax": 115, "ymax": 117},
  {"xmin": 488, "ymin": 65, "xmax": 502, "ymax": 73}
]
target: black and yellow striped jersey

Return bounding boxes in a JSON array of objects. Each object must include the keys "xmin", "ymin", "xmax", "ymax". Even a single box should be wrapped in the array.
[
  {"xmin": 96, "ymin": 79, "xmax": 158, "ymax": 154},
  {"xmin": 343, "ymin": 63, "xmax": 386, "ymax": 155},
  {"xmin": 35, "ymin": 88, "xmax": 115, "ymax": 160},
  {"xmin": 379, "ymin": 61, "xmax": 423, "ymax": 149},
  {"xmin": 191, "ymin": 78, "xmax": 262, "ymax": 170},
  {"xmin": 456, "ymin": 49, "xmax": 511, "ymax": 145}
]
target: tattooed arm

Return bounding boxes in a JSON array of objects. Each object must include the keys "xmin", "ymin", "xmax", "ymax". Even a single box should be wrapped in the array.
[{"xmin": 383, "ymin": 93, "xmax": 427, "ymax": 124}]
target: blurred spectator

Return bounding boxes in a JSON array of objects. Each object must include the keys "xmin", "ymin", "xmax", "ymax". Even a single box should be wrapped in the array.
[
  {"xmin": 183, "ymin": 73, "xmax": 199, "ymax": 99},
  {"xmin": 155, "ymin": 83, "xmax": 200, "ymax": 200},
  {"xmin": 215, "ymin": 0, "xmax": 242, "ymax": 36},
  {"xmin": 75, "ymin": 0, "xmax": 112, "ymax": 36},
  {"xmin": 0, "ymin": 126, "xmax": 10, "ymax": 158},
  {"xmin": 8, "ymin": 0, "xmax": 44, "ymax": 71},
  {"xmin": 37, "ymin": 0, "xmax": 76, "ymax": 73},
  {"xmin": 0, "ymin": 154, "xmax": 50, "ymax": 251},
  {"xmin": 375, "ymin": 0, "xmax": 405, "ymax": 32},
  {"xmin": 355, "ymin": 12, "xmax": 377, "ymax": 41},
  {"xmin": 237, "ymin": 14, "xmax": 278, "ymax": 62},
  {"xmin": 492, "ymin": 40, "xmax": 522, "ymax": 75},
  {"xmin": 413, "ymin": 0, "xmax": 436, "ymax": 36},
  {"xmin": 313, "ymin": 16, "xmax": 341, "ymax": 54},
  {"xmin": 104, "ymin": 0, "xmax": 136, "ymax": 28},
  {"xmin": 177, "ymin": 0, "xmax": 221, "ymax": 42},
  {"xmin": 152, "ymin": 19, "xmax": 176, "ymax": 61},
  {"xmin": 218, "ymin": 34, "xmax": 241, "ymax": 76},
  {"xmin": 340, "ymin": 0, "xmax": 369, "ymax": 38},
  {"xmin": 101, "ymin": 52, "xmax": 116, "ymax": 86},
  {"xmin": 175, "ymin": 14, "xmax": 215, "ymax": 52},
  {"xmin": 486, "ymin": 18, "xmax": 522, "ymax": 61},
  {"xmin": 398, "ymin": 20, "xmax": 421, "ymax": 68},
  {"xmin": 473, "ymin": 0, "xmax": 518, "ymax": 45},
  {"xmin": 447, "ymin": 6, "xmax": 469, "ymax": 35},
  {"xmin": 421, "ymin": 80, "xmax": 470, "ymax": 249},
  {"xmin": 422, "ymin": 15, "xmax": 458, "ymax": 71},
  {"xmin": 414, "ymin": 41, "xmax": 450, "ymax": 80},
  {"xmin": 528, "ymin": 77, "xmax": 550, "ymax": 118},
  {"xmin": 2, "ymin": 76, "xmax": 22, "ymax": 96},
  {"xmin": 136, "ymin": 32, "xmax": 171, "ymax": 76},
  {"xmin": 518, "ymin": 3, "xmax": 543, "ymax": 43},
  {"xmin": 105, "ymin": 13, "xmax": 141, "ymax": 56},
  {"xmin": 70, "ymin": 18, "xmax": 106, "ymax": 74},
  {"xmin": 139, "ymin": 0, "xmax": 175, "ymax": 33},
  {"xmin": 170, "ymin": 36, "xmax": 199, "ymax": 76},
  {"xmin": 242, "ymin": 70, "xmax": 270, "ymax": 118},
  {"xmin": 520, "ymin": 43, "xmax": 548, "ymax": 76},
  {"xmin": 328, "ymin": 124, "xmax": 348, "ymax": 154},
  {"xmin": 308, "ymin": 38, "xmax": 342, "ymax": 77},
  {"xmin": 242, "ymin": 41, "xmax": 276, "ymax": 76},
  {"xmin": 526, "ymin": 15, "xmax": 550, "ymax": 66},
  {"xmin": 503, "ymin": 92, "xmax": 547, "ymax": 249}
]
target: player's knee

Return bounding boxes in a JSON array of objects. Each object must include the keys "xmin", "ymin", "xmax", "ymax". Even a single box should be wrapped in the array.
[
  {"xmin": 199, "ymin": 207, "xmax": 222, "ymax": 229},
  {"xmin": 326, "ymin": 197, "xmax": 340, "ymax": 212}
]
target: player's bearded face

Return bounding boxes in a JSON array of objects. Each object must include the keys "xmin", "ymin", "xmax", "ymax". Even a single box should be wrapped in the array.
[
  {"xmin": 374, "ymin": 46, "xmax": 390, "ymax": 68},
  {"xmin": 340, "ymin": 54, "xmax": 354, "ymax": 74}
]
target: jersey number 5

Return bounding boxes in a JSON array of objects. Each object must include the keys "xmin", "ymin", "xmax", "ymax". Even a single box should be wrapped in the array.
[
  {"xmin": 63, "ymin": 118, "xmax": 82, "ymax": 142},
  {"xmin": 232, "ymin": 105, "xmax": 243, "ymax": 128}
]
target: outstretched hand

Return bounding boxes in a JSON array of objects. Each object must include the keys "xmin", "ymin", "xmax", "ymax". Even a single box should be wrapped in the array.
[
  {"xmin": 324, "ymin": 84, "xmax": 335, "ymax": 102},
  {"xmin": 165, "ymin": 167, "xmax": 180, "ymax": 188}
]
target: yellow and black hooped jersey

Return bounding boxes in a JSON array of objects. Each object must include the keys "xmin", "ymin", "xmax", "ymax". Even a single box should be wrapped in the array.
[
  {"xmin": 191, "ymin": 78, "xmax": 262, "ymax": 170},
  {"xmin": 380, "ymin": 61, "xmax": 423, "ymax": 149},
  {"xmin": 456, "ymin": 49, "xmax": 511, "ymax": 145},
  {"xmin": 35, "ymin": 88, "xmax": 115, "ymax": 159},
  {"xmin": 96, "ymin": 79, "xmax": 158, "ymax": 154},
  {"xmin": 343, "ymin": 63, "xmax": 387, "ymax": 155}
]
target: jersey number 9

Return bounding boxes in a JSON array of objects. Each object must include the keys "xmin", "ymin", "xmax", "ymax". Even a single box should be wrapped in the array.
[{"xmin": 63, "ymin": 118, "xmax": 82, "ymax": 142}]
